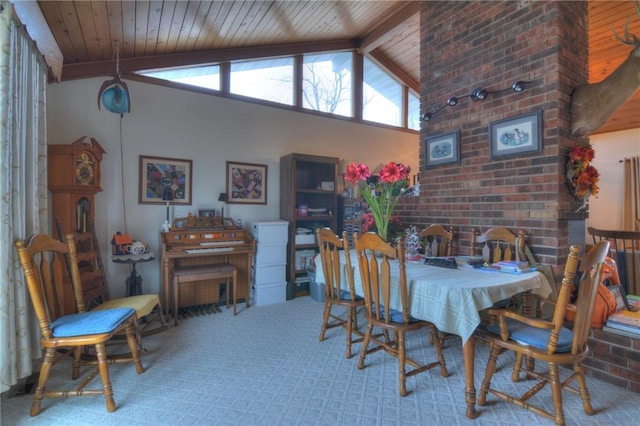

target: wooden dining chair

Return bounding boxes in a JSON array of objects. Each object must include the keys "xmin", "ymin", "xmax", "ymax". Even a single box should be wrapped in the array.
[
  {"xmin": 316, "ymin": 228, "xmax": 364, "ymax": 359},
  {"xmin": 14, "ymin": 233, "xmax": 144, "ymax": 416},
  {"xmin": 419, "ymin": 224, "xmax": 455, "ymax": 346},
  {"xmin": 477, "ymin": 241, "xmax": 610, "ymax": 425},
  {"xmin": 587, "ymin": 227, "xmax": 640, "ymax": 295},
  {"xmin": 470, "ymin": 226, "xmax": 527, "ymax": 264},
  {"xmin": 355, "ymin": 232, "xmax": 449, "ymax": 396},
  {"xmin": 419, "ymin": 224, "xmax": 454, "ymax": 257}
]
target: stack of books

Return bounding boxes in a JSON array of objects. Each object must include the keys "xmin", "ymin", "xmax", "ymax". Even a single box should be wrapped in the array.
[
  {"xmin": 488, "ymin": 260, "xmax": 536, "ymax": 274},
  {"xmin": 605, "ymin": 309, "xmax": 640, "ymax": 336}
]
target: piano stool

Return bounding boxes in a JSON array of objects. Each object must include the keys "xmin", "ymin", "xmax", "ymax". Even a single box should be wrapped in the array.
[{"xmin": 172, "ymin": 264, "xmax": 238, "ymax": 325}]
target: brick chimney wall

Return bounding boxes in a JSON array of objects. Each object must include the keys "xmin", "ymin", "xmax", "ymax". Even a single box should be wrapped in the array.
[{"xmin": 398, "ymin": 1, "xmax": 589, "ymax": 267}]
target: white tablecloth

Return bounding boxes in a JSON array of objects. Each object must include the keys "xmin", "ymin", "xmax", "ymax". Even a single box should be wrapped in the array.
[{"xmin": 315, "ymin": 253, "xmax": 551, "ymax": 343}]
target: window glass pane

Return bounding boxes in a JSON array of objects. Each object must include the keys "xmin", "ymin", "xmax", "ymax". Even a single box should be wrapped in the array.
[
  {"xmin": 363, "ymin": 58, "xmax": 402, "ymax": 126},
  {"xmin": 408, "ymin": 91, "xmax": 420, "ymax": 131},
  {"xmin": 230, "ymin": 58, "xmax": 293, "ymax": 105},
  {"xmin": 302, "ymin": 52, "xmax": 352, "ymax": 117},
  {"xmin": 139, "ymin": 65, "xmax": 220, "ymax": 90}
]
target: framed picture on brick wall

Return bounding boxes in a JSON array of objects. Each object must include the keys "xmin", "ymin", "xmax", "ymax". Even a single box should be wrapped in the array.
[
  {"xmin": 424, "ymin": 129, "xmax": 461, "ymax": 168},
  {"xmin": 489, "ymin": 110, "xmax": 543, "ymax": 159}
]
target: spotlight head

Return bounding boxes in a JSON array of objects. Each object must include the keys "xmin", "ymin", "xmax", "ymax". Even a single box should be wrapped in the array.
[
  {"xmin": 512, "ymin": 81, "xmax": 526, "ymax": 92},
  {"xmin": 470, "ymin": 88, "xmax": 488, "ymax": 101},
  {"xmin": 447, "ymin": 96, "xmax": 458, "ymax": 106},
  {"xmin": 421, "ymin": 112, "xmax": 433, "ymax": 122}
]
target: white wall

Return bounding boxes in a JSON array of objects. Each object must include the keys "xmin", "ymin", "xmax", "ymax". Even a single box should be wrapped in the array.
[
  {"xmin": 47, "ymin": 78, "xmax": 419, "ymax": 298},
  {"xmin": 588, "ymin": 128, "xmax": 640, "ymax": 234}
]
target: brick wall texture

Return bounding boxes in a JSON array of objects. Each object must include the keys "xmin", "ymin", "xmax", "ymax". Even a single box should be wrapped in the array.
[
  {"xmin": 584, "ymin": 329, "xmax": 640, "ymax": 392},
  {"xmin": 401, "ymin": 0, "xmax": 639, "ymax": 393},
  {"xmin": 398, "ymin": 1, "xmax": 591, "ymax": 267}
]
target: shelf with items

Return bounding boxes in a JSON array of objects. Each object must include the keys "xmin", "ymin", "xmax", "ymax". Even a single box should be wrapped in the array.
[
  {"xmin": 280, "ymin": 153, "xmax": 338, "ymax": 298},
  {"xmin": 338, "ymin": 197, "xmax": 368, "ymax": 245}
]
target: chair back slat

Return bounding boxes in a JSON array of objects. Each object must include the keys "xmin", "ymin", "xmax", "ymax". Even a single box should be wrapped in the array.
[
  {"xmin": 355, "ymin": 232, "xmax": 409, "ymax": 325},
  {"xmin": 15, "ymin": 234, "xmax": 82, "ymax": 340},
  {"xmin": 316, "ymin": 228, "xmax": 359, "ymax": 302},
  {"xmin": 570, "ymin": 241, "xmax": 610, "ymax": 353},
  {"xmin": 418, "ymin": 224, "xmax": 454, "ymax": 257}
]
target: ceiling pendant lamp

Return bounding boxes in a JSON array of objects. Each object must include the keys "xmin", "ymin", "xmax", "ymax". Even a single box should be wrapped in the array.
[{"xmin": 97, "ymin": 41, "xmax": 131, "ymax": 115}]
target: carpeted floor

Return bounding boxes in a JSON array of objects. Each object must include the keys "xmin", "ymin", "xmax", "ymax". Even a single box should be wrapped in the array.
[{"xmin": 2, "ymin": 296, "xmax": 638, "ymax": 425}]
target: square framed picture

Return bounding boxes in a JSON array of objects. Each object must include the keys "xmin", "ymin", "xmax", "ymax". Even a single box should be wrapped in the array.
[
  {"xmin": 139, "ymin": 156, "xmax": 192, "ymax": 205},
  {"xmin": 489, "ymin": 110, "xmax": 543, "ymax": 159},
  {"xmin": 226, "ymin": 161, "xmax": 267, "ymax": 204},
  {"xmin": 424, "ymin": 129, "xmax": 461, "ymax": 167}
]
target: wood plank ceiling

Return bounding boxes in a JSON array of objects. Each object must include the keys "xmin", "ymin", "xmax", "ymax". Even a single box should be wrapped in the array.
[{"xmin": 34, "ymin": 0, "xmax": 640, "ymax": 135}]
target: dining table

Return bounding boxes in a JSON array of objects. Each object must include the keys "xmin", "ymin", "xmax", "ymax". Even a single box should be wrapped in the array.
[{"xmin": 315, "ymin": 252, "xmax": 552, "ymax": 419}]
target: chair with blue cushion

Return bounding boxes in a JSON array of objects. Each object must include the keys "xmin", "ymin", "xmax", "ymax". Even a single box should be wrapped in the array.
[
  {"xmin": 14, "ymin": 233, "xmax": 144, "ymax": 416},
  {"xmin": 477, "ymin": 241, "xmax": 610, "ymax": 425},
  {"xmin": 316, "ymin": 228, "xmax": 364, "ymax": 358},
  {"xmin": 354, "ymin": 232, "xmax": 449, "ymax": 396}
]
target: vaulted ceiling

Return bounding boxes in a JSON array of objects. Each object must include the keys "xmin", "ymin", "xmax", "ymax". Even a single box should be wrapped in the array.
[{"xmin": 23, "ymin": 1, "xmax": 640, "ymax": 135}]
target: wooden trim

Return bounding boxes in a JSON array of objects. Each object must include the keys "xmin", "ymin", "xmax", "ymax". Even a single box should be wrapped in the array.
[
  {"xmin": 60, "ymin": 40, "xmax": 359, "ymax": 81},
  {"xmin": 360, "ymin": 2, "xmax": 420, "ymax": 53}
]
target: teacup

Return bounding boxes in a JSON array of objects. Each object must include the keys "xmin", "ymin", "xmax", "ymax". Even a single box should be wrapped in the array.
[{"xmin": 127, "ymin": 242, "xmax": 146, "ymax": 255}]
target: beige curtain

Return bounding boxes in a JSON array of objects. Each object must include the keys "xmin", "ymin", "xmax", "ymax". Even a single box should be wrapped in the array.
[
  {"xmin": 0, "ymin": 2, "xmax": 50, "ymax": 393},
  {"xmin": 622, "ymin": 156, "xmax": 640, "ymax": 231}
]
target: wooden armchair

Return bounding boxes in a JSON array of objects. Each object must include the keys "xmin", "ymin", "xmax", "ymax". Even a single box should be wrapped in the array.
[
  {"xmin": 316, "ymin": 228, "xmax": 364, "ymax": 359},
  {"xmin": 354, "ymin": 232, "xmax": 449, "ymax": 396},
  {"xmin": 419, "ymin": 224, "xmax": 454, "ymax": 257},
  {"xmin": 14, "ymin": 233, "xmax": 144, "ymax": 415},
  {"xmin": 478, "ymin": 241, "xmax": 610, "ymax": 425},
  {"xmin": 587, "ymin": 227, "xmax": 640, "ymax": 295}
]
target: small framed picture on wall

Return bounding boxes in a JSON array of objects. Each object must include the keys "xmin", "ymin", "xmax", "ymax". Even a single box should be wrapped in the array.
[{"xmin": 424, "ymin": 129, "xmax": 461, "ymax": 168}]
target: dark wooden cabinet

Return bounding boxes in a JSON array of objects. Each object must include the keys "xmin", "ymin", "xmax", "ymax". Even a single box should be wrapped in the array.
[
  {"xmin": 48, "ymin": 136, "xmax": 105, "ymax": 314},
  {"xmin": 280, "ymin": 153, "xmax": 338, "ymax": 296}
]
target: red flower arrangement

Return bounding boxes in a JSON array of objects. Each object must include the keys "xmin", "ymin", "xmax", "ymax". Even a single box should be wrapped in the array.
[
  {"xmin": 344, "ymin": 161, "xmax": 410, "ymax": 242},
  {"xmin": 566, "ymin": 142, "xmax": 599, "ymax": 199}
]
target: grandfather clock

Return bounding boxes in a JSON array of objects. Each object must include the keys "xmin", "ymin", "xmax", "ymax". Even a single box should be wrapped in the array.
[
  {"xmin": 48, "ymin": 136, "xmax": 104, "ymax": 235},
  {"xmin": 48, "ymin": 136, "xmax": 105, "ymax": 313}
]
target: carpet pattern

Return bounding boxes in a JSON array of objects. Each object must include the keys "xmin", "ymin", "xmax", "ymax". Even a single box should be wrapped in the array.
[{"xmin": 2, "ymin": 296, "xmax": 638, "ymax": 425}]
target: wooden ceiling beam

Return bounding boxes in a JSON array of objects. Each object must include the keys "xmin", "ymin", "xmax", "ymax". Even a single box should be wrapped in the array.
[
  {"xmin": 359, "ymin": 1, "xmax": 420, "ymax": 54},
  {"xmin": 60, "ymin": 39, "xmax": 360, "ymax": 81},
  {"xmin": 368, "ymin": 49, "xmax": 419, "ymax": 93},
  {"xmin": 11, "ymin": 1, "xmax": 64, "ymax": 81}
]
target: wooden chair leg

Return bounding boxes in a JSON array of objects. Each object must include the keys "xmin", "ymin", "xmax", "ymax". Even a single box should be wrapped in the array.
[
  {"xmin": 30, "ymin": 348, "xmax": 55, "ymax": 416},
  {"xmin": 398, "ymin": 331, "xmax": 407, "ymax": 397},
  {"xmin": 357, "ymin": 323, "xmax": 374, "ymax": 370},
  {"xmin": 318, "ymin": 301, "xmax": 331, "ymax": 341},
  {"xmin": 232, "ymin": 270, "xmax": 238, "ymax": 316},
  {"xmin": 95, "ymin": 342, "xmax": 117, "ymax": 412},
  {"xmin": 574, "ymin": 364, "xmax": 594, "ymax": 415},
  {"xmin": 548, "ymin": 362, "xmax": 565, "ymax": 425},
  {"xmin": 478, "ymin": 345, "xmax": 500, "ymax": 406}
]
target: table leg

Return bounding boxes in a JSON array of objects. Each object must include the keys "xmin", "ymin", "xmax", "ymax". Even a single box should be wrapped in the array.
[
  {"xmin": 126, "ymin": 263, "xmax": 142, "ymax": 296},
  {"xmin": 463, "ymin": 335, "xmax": 479, "ymax": 419}
]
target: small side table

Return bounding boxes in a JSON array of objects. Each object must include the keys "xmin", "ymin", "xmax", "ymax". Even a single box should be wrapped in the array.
[{"xmin": 112, "ymin": 252, "xmax": 155, "ymax": 296}]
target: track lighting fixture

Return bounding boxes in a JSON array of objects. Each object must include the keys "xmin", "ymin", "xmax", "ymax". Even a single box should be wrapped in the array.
[
  {"xmin": 470, "ymin": 88, "xmax": 488, "ymax": 101},
  {"xmin": 421, "ymin": 112, "xmax": 434, "ymax": 121},
  {"xmin": 421, "ymin": 77, "xmax": 537, "ymax": 122},
  {"xmin": 512, "ymin": 80, "xmax": 527, "ymax": 92}
]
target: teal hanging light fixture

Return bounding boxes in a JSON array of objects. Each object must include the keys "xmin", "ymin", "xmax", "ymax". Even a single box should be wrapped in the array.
[{"xmin": 97, "ymin": 41, "xmax": 131, "ymax": 115}]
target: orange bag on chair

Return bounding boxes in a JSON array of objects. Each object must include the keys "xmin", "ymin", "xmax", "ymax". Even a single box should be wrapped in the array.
[{"xmin": 566, "ymin": 257, "xmax": 619, "ymax": 329}]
